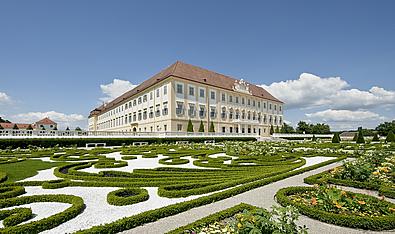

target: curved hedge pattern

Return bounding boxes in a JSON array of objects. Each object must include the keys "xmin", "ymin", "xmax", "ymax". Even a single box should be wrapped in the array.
[{"xmin": 0, "ymin": 193, "xmax": 85, "ymax": 233}]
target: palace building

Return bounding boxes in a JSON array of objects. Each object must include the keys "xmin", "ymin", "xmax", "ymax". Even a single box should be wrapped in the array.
[{"xmin": 88, "ymin": 61, "xmax": 283, "ymax": 136}]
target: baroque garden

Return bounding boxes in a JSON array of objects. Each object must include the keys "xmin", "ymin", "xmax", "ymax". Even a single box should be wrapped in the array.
[{"xmin": 0, "ymin": 135, "xmax": 394, "ymax": 233}]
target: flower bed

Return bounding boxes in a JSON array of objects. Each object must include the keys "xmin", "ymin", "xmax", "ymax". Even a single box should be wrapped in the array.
[{"xmin": 276, "ymin": 186, "xmax": 395, "ymax": 230}]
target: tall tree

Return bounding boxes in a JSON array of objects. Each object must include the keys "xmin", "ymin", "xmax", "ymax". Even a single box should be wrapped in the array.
[
  {"xmin": 296, "ymin": 121, "xmax": 311, "ymax": 133},
  {"xmin": 198, "ymin": 120, "xmax": 205, "ymax": 132},
  {"xmin": 187, "ymin": 119, "xmax": 194, "ymax": 132},
  {"xmin": 281, "ymin": 123, "xmax": 295, "ymax": 133},
  {"xmin": 376, "ymin": 121, "xmax": 395, "ymax": 136}
]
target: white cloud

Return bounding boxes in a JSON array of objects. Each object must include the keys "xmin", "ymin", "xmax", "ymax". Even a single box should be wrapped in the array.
[
  {"xmin": 261, "ymin": 73, "xmax": 395, "ymax": 110},
  {"xmin": 100, "ymin": 79, "xmax": 138, "ymax": 103},
  {"xmin": 305, "ymin": 109, "xmax": 388, "ymax": 130},
  {"xmin": 306, "ymin": 109, "xmax": 384, "ymax": 122},
  {"xmin": 12, "ymin": 111, "xmax": 85, "ymax": 129},
  {"xmin": 0, "ymin": 92, "xmax": 11, "ymax": 104}
]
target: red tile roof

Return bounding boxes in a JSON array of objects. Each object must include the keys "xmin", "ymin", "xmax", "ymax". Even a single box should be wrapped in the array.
[
  {"xmin": 35, "ymin": 117, "xmax": 56, "ymax": 125},
  {"xmin": 0, "ymin": 123, "xmax": 32, "ymax": 129},
  {"xmin": 90, "ymin": 61, "xmax": 283, "ymax": 116}
]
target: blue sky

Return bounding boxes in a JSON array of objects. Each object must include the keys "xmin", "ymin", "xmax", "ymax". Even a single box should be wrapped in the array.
[{"xmin": 0, "ymin": 0, "xmax": 394, "ymax": 130}]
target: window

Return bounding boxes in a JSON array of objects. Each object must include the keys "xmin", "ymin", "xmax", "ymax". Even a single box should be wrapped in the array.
[
  {"xmin": 279, "ymin": 106, "xmax": 282, "ymax": 111},
  {"xmin": 242, "ymin": 98, "xmax": 245, "ymax": 105},
  {"xmin": 222, "ymin": 127, "xmax": 226, "ymax": 133},
  {"xmin": 177, "ymin": 124, "xmax": 183, "ymax": 131},
  {"xmin": 235, "ymin": 97, "xmax": 239, "ymax": 104},
  {"xmin": 133, "ymin": 100, "xmax": 137, "ymax": 106},
  {"xmin": 149, "ymin": 106, "xmax": 154, "ymax": 118},
  {"xmin": 163, "ymin": 85, "xmax": 167, "ymax": 95},
  {"xmin": 199, "ymin": 89, "xmax": 205, "ymax": 98},
  {"xmin": 221, "ymin": 93, "xmax": 226, "ymax": 102},
  {"xmin": 188, "ymin": 104, "xmax": 196, "ymax": 117},
  {"xmin": 138, "ymin": 97, "xmax": 142, "ymax": 104},
  {"xmin": 125, "ymin": 104, "xmax": 128, "ymax": 110},
  {"xmin": 263, "ymin": 102, "xmax": 266, "ymax": 108},
  {"xmin": 229, "ymin": 95, "xmax": 233, "ymax": 103},
  {"xmin": 210, "ymin": 107, "xmax": 216, "ymax": 118},
  {"xmin": 156, "ymin": 104, "xmax": 161, "ymax": 117},
  {"xmin": 143, "ymin": 109, "xmax": 147, "ymax": 120},
  {"xmin": 164, "ymin": 124, "xmax": 167, "ymax": 131},
  {"xmin": 138, "ymin": 111, "xmax": 142, "ymax": 121},
  {"xmin": 162, "ymin": 102, "xmax": 168, "ymax": 115},
  {"xmin": 210, "ymin": 91, "xmax": 215, "ymax": 100},
  {"xmin": 143, "ymin": 95, "xmax": 147, "ymax": 102},
  {"xmin": 247, "ymin": 99, "xmax": 250, "ymax": 105},
  {"xmin": 176, "ymin": 102, "xmax": 184, "ymax": 115},
  {"xmin": 221, "ymin": 107, "xmax": 226, "ymax": 119},
  {"xmin": 199, "ymin": 105, "xmax": 206, "ymax": 118},
  {"xmin": 269, "ymin": 104, "xmax": 272, "ymax": 110},
  {"xmin": 133, "ymin": 112, "xmax": 136, "ymax": 121},
  {"xmin": 253, "ymin": 100, "xmax": 255, "ymax": 107},
  {"xmin": 189, "ymin": 86, "xmax": 195, "ymax": 96},
  {"xmin": 274, "ymin": 105, "xmax": 277, "ymax": 111},
  {"xmin": 258, "ymin": 102, "xmax": 260, "ymax": 108},
  {"xmin": 176, "ymin": 84, "xmax": 183, "ymax": 94},
  {"xmin": 156, "ymin": 89, "xmax": 160, "ymax": 98},
  {"xmin": 150, "ymin": 92, "xmax": 153, "ymax": 100}
]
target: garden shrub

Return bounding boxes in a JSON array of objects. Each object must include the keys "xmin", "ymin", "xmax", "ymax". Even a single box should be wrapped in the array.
[
  {"xmin": 107, "ymin": 188, "xmax": 149, "ymax": 206},
  {"xmin": 386, "ymin": 131, "xmax": 395, "ymax": 143}
]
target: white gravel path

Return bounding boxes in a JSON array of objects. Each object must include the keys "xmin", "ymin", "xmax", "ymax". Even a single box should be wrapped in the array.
[
  {"xmin": 0, "ymin": 202, "xmax": 71, "ymax": 228},
  {"xmin": 79, "ymin": 153, "xmax": 208, "ymax": 173},
  {"xmin": 20, "ymin": 186, "xmax": 213, "ymax": 234},
  {"xmin": 299, "ymin": 156, "xmax": 336, "ymax": 169}
]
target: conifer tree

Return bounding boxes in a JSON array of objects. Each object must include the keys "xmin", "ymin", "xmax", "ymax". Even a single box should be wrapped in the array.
[
  {"xmin": 372, "ymin": 133, "xmax": 380, "ymax": 142},
  {"xmin": 198, "ymin": 120, "xmax": 205, "ymax": 132},
  {"xmin": 356, "ymin": 128, "xmax": 365, "ymax": 144},
  {"xmin": 209, "ymin": 122, "xmax": 215, "ymax": 133},
  {"xmin": 386, "ymin": 131, "xmax": 395, "ymax": 143},
  {"xmin": 187, "ymin": 119, "xmax": 194, "ymax": 132},
  {"xmin": 332, "ymin": 132, "xmax": 341, "ymax": 143}
]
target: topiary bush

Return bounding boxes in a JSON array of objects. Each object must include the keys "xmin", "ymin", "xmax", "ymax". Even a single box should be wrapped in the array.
[
  {"xmin": 107, "ymin": 188, "xmax": 149, "ymax": 206},
  {"xmin": 356, "ymin": 129, "xmax": 365, "ymax": 144},
  {"xmin": 386, "ymin": 131, "xmax": 395, "ymax": 143},
  {"xmin": 332, "ymin": 132, "xmax": 341, "ymax": 143}
]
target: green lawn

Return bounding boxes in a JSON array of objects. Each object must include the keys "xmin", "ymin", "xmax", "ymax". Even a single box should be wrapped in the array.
[{"xmin": 0, "ymin": 159, "xmax": 66, "ymax": 182}]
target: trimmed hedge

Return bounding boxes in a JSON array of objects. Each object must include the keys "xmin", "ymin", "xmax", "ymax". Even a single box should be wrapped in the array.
[
  {"xmin": 0, "ymin": 194, "xmax": 85, "ymax": 233},
  {"xmin": 75, "ymin": 156, "xmax": 344, "ymax": 233},
  {"xmin": 158, "ymin": 157, "xmax": 190, "ymax": 165},
  {"xmin": 304, "ymin": 169, "xmax": 395, "ymax": 199},
  {"xmin": 166, "ymin": 203, "xmax": 257, "ymax": 234},
  {"xmin": 0, "ymin": 186, "xmax": 25, "ymax": 199},
  {"xmin": 276, "ymin": 186, "xmax": 395, "ymax": 230},
  {"xmin": 0, "ymin": 137, "xmax": 256, "ymax": 149},
  {"xmin": 0, "ymin": 207, "xmax": 33, "ymax": 227},
  {"xmin": 107, "ymin": 188, "xmax": 149, "ymax": 206}
]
